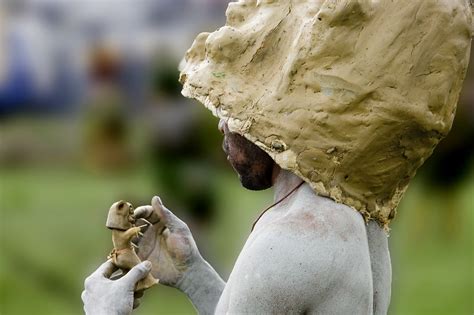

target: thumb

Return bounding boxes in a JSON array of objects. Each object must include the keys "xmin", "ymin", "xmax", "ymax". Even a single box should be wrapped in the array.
[
  {"xmin": 152, "ymin": 196, "xmax": 172, "ymax": 225},
  {"xmin": 151, "ymin": 196, "xmax": 182, "ymax": 231},
  {"xmin": 121, "ymin": 261, "xmax": 152, "ymax": 288}
]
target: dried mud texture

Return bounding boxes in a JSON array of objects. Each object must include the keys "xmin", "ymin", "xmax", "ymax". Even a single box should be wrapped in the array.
[{"xmin": 180, "ymin": 0, "xmax": 473, "ymax": 227}]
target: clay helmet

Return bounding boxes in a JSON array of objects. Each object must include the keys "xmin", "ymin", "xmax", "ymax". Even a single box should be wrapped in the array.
[
  {"xmin": 106, "ymin": 200, "xmax": 135, "ymax": 230},
  {"xmin": 180, "ymin": 0, "xmax": 473, "ymax": 227}
]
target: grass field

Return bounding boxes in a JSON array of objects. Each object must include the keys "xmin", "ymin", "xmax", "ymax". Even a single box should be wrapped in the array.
[{"xmin": 0, "ymin": 162, "xmax": 472, "ymax": 315}]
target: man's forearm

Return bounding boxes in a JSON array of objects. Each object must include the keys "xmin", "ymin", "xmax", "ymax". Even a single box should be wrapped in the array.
[{"xmin": 177, "ymin": 258, "xmax": 225, "ymax": 315}]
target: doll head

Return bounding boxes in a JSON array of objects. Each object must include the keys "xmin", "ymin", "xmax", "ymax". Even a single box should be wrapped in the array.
[{"xmin": 106, "ymin": 200, "xmax": 135, "ymax": 230}]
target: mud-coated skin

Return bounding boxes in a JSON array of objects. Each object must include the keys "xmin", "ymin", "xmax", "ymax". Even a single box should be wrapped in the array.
[
  {"xmin": 174, "ymin": 171, "xmax": 391, "ymax": 314},
  {"xmin": 82, "ymin": 260, "xmax": 153, "ymax": 315},
  {"xmin": 366, "ymin": 219, "xmax": 392, "ymax": 315},
  {"xmin": 83, "ymin": 172, "xmax": 391, "ymax": 314}
]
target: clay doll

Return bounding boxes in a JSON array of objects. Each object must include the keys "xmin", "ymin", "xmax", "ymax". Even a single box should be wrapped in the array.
[{"xmin": 106, "ymin": 200, "xmax": 159, "ymax": 291}]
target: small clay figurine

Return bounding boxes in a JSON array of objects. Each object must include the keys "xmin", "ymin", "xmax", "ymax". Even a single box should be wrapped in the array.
[{"xmin": 106, "ymin": 200, "xmax": 158, "ymax": 291}]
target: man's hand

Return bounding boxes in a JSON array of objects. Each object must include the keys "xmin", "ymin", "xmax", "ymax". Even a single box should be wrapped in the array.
[
  {"xmin": 135, "ymin": 196, "xmax": 225, "ymax": 314},
  {"xmin": 134, "ymin": 196, "xmax": 201, "ymax": 290},
  {"xmin": 81, "ymin": 260, "xmax": 152, "ymax": 315}
]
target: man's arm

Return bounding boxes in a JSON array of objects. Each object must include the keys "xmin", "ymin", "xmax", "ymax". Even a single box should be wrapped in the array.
[
  {"xmin": 366, "ymin": 221, "xmax": 392, "ymax": 315},
  {"xmin": 177, "ymin": 257, "xmax": 225, "ymax": 314}
]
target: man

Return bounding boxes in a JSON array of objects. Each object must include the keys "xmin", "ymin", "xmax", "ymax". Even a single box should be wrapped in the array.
[
  {"xmin": 82, "ymin": 119, "xmax": 391, "ymax": 314},
  {"xmin": 82, "ymin": 0, "xmax": 471, "ymax": 314}
]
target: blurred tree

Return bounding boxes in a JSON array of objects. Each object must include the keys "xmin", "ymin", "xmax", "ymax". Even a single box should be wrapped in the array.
[
  {"xmin": 83, "ymin": 46, "xmax": 132, "ymax": 172},
  {"xmin": 147, "ymin": 56, "xmax": 223, "ymax": 230}
]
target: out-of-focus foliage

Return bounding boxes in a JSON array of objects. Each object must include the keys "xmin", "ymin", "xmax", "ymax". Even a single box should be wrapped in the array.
[{"xmin": 0, "ymin": 1, "xmax": 472, "ymax": 315}]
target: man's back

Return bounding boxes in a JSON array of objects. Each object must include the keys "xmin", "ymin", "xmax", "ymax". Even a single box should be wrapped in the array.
[{"xmin": 216, "ymin": 183, "xmax": 391, "ymax": 314}]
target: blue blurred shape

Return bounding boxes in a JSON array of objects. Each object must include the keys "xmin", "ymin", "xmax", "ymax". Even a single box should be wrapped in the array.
[{"xmin": 0, "ymin": 31, "xmax": 37, "ymax": 113}]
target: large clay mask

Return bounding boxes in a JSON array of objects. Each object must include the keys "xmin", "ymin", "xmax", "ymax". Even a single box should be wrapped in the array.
[{"xmin": 180, "ymin": 0, "xmax": 472, "ymax": 227}]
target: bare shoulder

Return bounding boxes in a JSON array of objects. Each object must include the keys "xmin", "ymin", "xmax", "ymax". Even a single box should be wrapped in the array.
[
  {"xmin": 252, "ymin": 190, "xmax": 373, "ymax": 284},
  {"xmin": 223, "ymin": 188, "xmax": 373, "ymax": 313}
]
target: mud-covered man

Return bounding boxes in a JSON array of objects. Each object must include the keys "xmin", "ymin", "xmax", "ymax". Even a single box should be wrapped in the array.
[
  {"xmin": 82, "ymin": 119, "xmax": 391, "ymax": 314},
  {"xmin": 82, "ymin": 0, "xmax": 472, "ymax": 314}
]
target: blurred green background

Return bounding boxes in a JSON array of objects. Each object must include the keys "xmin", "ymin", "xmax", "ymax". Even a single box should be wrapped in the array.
[{"xmin": 0, "ymin": 1, "xmax": 473, "ymax": 315}]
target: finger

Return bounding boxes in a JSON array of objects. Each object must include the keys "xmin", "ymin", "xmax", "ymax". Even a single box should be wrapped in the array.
[
  {"xmin": 152, "ymin": 195, "xmax": 163, "ymax": 206},
  {"xmin": 152, "ymin": 196, "xmax": 182, "ymax": 231},
  {"xmin": 120, "ymin": 261, "xmax": 152, "ymax": 289},
  {"xmin": 92, "ymin": 260, "xmax": 117, "ymax": 279},
  {"xmin": 152, "ymin": 196, "xmax": 169, "ymax": 225},
  {"xmin": 135, "ymin": 204, "xmax": 161, "ymax": 224},
  {"xmin": 133, "ymin": 206, "xmax": 154, "ymax": 220}
]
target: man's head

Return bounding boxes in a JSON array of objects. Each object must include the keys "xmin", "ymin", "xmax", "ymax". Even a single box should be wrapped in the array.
[{"xmin": 219, "ymin": 119, "xmax": 275, "ymax": 191}]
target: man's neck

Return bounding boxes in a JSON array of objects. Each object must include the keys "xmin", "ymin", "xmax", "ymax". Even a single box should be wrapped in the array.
[{"xmin": 272, "ymin": 168, "xmax": 304, "ymax": 202}]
